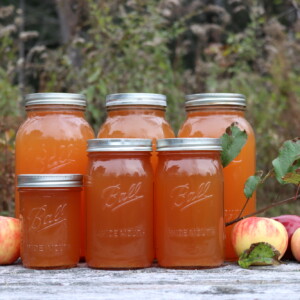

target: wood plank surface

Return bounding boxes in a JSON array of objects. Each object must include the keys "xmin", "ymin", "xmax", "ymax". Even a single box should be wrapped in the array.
[{"xmin": 0, "ymin": 262, "xmax": 300, "ymax": 299}]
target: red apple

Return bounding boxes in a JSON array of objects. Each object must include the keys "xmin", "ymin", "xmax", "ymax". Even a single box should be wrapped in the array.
[
  {"xmin": 0, "ymin": 216, "xmax": 20, "ymax": 264},
  {"xmin": 291, "ymin": 228, "xmax": 300, "ymax": 262},
  {"xmin": 272, "ymin": 215, "xmax": 300, "ymax": 260},
  {"xmin": 232, "ymin": 217, "xmax": 288, "ymax": 259}
]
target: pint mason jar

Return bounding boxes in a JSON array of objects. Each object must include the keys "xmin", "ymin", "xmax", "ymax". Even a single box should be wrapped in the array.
[
  {"xmin": 15, "ymin": 93, "xmax": 95, "ymax": 259},
  {"xmin": 18, "ymin": 174, "xmax": 82, "ymax": 269},
  {"xmin": 177, "ymin": 93, "xmax": 256, "ymax": 261},
  {"xmin": 155, "ymin": 138, "xmax": 224, "ymax": 268},
  {"xmin": 86, "ymin": 139, "xmax": 154, "ymax": 269},
  {"xmin": 97, "ymin": 93, "xmax": 175, "ymax": 171}
]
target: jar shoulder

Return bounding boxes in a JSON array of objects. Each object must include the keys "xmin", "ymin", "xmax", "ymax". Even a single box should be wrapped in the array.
[
  {"xmin": 88, "ymin": 155, "xmax": 153, "ymax": 177},
  {"xmin": 16, "ymin": 114, "xmax": 94, "ymax": 141},
  {"xmin": 178, "ymin": 113, "xmax": 255, "ymax": 138},
  {"xmin": 97, "ymin": 114, "xmax": 175, "ymax": 138},
  {"xmin": 156, "ymin": 155, "xmax": 223, "ymax": 177}
]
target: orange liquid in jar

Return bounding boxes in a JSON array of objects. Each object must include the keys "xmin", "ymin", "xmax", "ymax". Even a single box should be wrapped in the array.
[
  {"xmin": 178, "ymin": 105, "xmax": 256, "ymax": 261},
  {"xmin": 97, "ymin": 105, "xmax": 175, "ymax": 171},
  {"xmin": 19, "ymin": 187, "xmax": 81, "ymax": 269},
  {"xmin": 86, "ymin": 149, "xmax": 154, "ymax": 269},
  {"xmin": 97, "ymin": 99, "xmax": 175, "ymax": 261},
  {"xmin": 15, "ymin": 102, "xmax": 95, "ymax": 259},
  {"xmin": 155, "ymin": 148, "xmax": 224, "ymax": 267}
]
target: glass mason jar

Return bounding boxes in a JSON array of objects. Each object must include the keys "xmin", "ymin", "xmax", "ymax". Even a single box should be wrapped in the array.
[
  {"xmin": 177, "ymin": 93, "xmax": 256, "ymax": 261},
  {"xmin": 155, "ymin": 138, "xmax": 224, "ymax": 268},
  {"xmin": 97, "ymin": 93, "xmax": 175, "ymax": 172},
  {"xmin": 86, "ymin": 139, "xmax": 154, "ymax": 269},
  {"xmin": 15, "ymin": 93, "xmax": 95, "ymax": 259},
  {"xmin": 18, "ymin": 174, "xmax": 82, "ymax": 269}
]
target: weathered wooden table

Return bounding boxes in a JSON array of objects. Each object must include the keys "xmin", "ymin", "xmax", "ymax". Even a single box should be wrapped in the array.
[{"xmin": 1, "ymin": 261, "xmax": 300, "ymax": 299}]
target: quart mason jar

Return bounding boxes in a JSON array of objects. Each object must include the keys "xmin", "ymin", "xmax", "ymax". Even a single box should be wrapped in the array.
[
  {"xmin": 177, "ymin": 93, "xmax": 256, "ymax": 261},
  {"xmin": 97, "ymin": 93, "xmax": 175, "ymax": 172},
  {"xmin": 15, "ymin": 93, "xmax": 95, "ymax": 258},
  {"xmin": 86, "ymin": 139, "xmax": 154, "ymax": 269},
  {"xmin": 155, "ymin": 138, "xmax": 224, "ymax": 267},
  {"xmin": 18, "ymin": 174, "xmax": 82, "ymax": 269}
]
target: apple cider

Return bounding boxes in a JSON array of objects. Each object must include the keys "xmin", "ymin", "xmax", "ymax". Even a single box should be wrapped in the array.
[
  {"xmin": 155, "ymin": 138, "xmax": 224, "ymax": 267},
  {"xmin": 86, "ymin": 139, "xmax": 154, "ymax": 269},
  {"xmin": 97, "ymin": 93, "xmax": 175, "ymax": 172},
  {"xmin": 177, "ymin": 93, "xmax": 256, "ymax": 261},
  {"xmin": 15, "ymin": 93, "xmax": 95, "ymax": 259},
  {"xmin": 18, "ymin": 174, "xmax": 82, "ymax": 269},
  {"xmin": 97, "ymin": 93, "xmax": 174, "ymax": 260}
]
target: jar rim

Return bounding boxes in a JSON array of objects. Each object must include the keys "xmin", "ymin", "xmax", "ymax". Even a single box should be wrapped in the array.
[
  {"xmin": 87, "ymin": 138, "xmax": 153, "ymax": 152},
  {"xmin": 24, "ymin": 93, "xmax": 87, "ymax": 107},
  {"xmin": 185, "ymin": 93, "xmax": 246, "ymax": 107},
  {"xmin": 106, "ymin": 93, "xmax": 167, "ymax": 107},
  {"xmin": 157, "ymin": 138, "xmax": 222, "ymax": 151},
  {"xmin": 17, "ymin": 174, "xmax": 83, "ymax": 188}
]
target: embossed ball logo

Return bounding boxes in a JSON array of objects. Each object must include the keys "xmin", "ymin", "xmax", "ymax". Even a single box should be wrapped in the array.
[
  {"xmin": 29, "ymin": 204, "xmax": 67, "ymax": 232},
  {"xmin": 170, "ymin": 182, "xmax": 212, "ymax": 211},
  {"xmin": 101, "ymin": 182, "xmax": 144, "ymax": 212}
]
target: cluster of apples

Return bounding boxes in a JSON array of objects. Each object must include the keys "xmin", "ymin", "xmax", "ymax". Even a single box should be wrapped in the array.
[
  {"xmin": 1, "ymin": 215, "xmax": 300, "ymax": 265},
  {"xmin": 232, "ymin": 215, "xmax": 300, "ymax": 261}
]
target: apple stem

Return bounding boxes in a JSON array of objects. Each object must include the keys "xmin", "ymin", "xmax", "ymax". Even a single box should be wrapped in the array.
[{"xmin": 225, "ymin": 192, "xmax": 300, "ymax": 227}]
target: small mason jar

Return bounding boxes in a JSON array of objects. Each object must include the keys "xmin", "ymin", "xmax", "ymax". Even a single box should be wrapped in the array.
[
  {"xmin": 86, "ymin": 139, "xmax": 154, "ymax": 269},
  {"xmin": 177, "ymin": 93, "xmax": 256, "ymax": 261},
  {"xmin": 18, "ymin": 174, "xmax": 82, "ymax": 269},
  {"xmin": 155, "ymin": 138, "xmax": 224, "ymax": 268}
]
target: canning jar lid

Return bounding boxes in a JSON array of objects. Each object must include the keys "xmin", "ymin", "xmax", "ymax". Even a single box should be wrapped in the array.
[
  {"xmin": 106, "ymin": 93, "xmax": 167, "ymax": 107},
  {"xmin": 25, "ymin": 93, "xmax": 87, "ymax": 107},
  {"xmin": 17, "ymin": 174, "xmax": 83, "ymax": 188},
  {"xmin": 185, "ymin": 93, "xmax": 246, "ymax": 107},
  {"xmin": 87, "ymin": 138, "xmax": 153, "ymax": 152},
  {"xmin": 156, "ymin": 138, "xmax": 222, "ymax": 151}
]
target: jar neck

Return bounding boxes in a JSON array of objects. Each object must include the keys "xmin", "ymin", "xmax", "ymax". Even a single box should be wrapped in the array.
[
  {"xmin": 18, "ymin": 187, "xmax": 82, "ymax": 191},
  {"xmin": 25, "ymin": 104, "xmax": 86, "ymax": 117},
  {"xmin": 186, "ymin": 105, "xmax": 246, "ymax": 116},
  {"xmin": 107, "ymin": 105, "xmax": 166, "ymax": 117},
  {"xmin": 89, "ymin": 151, "xmax": 151, "ymax": 158},
  {"xmin": 158, "ymin": 151, "xmax": 221, "ymax": 157}
]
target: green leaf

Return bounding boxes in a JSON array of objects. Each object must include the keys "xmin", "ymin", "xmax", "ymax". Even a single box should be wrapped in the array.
[
  {"xmin": 221, "ymin": 122, "xmax": 248, "ymax": 168},
  {"xmin": 272, "ymin": 138, "xmax": 300, "ymax": 184},
  {"xmin": 238, "ymin": 242, "xmax": 281, "ymax": 269},
  {"xmin": 282, "ymin": 170, "xmax": 300, "ymax": 184},
  {"xmin": 83, "ymin": 86, "xmax": 95, "ymax": 102},
  {"xmin": 244, "ymin": 172, "xmax": 263, "ymax": 199},
  {"xmin": 87, "ymin": 69, "xmax": 101, "ymax": 84},
  {"xmin": 97, "ymin": 80, "xmax": 107, "ymax": 95}
]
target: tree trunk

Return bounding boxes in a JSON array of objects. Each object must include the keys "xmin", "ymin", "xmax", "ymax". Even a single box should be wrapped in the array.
[{"xmin": 55, "ymin": 0, "xmax": 78, "ymax": 44}]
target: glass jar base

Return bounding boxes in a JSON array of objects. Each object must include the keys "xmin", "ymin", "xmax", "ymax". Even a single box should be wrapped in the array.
[
  {"xmin": 87, "ymin": 262, "xmax": 152, "ymax": 270},
  {"xmin": 157, "ymin": 263, "xmax": 226, "ymax": 270},
  {"xmin": 23, "ymin": 263, "xmax": 77, "ymax": 270}
]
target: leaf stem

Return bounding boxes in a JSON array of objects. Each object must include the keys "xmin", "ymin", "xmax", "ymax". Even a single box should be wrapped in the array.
[
  {"xmin": 261, "ymin": 169, "xmax": 274, "ymax": 184},
  {"xmin": 236, "ymin": 197, "xmax": 250, "ymax": 220},
  {"xmin": 225, "ymin": 193, "xmax": 300, "ymax": 227},
  {"xmin": 237, "ymin": 169, "xmax": 274, "ymax": 220}
]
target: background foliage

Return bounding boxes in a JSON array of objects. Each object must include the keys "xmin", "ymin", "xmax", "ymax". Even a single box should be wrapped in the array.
[{"xmin": 0, "ymin": 0, "xmax": 299, "ymax": 216}]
